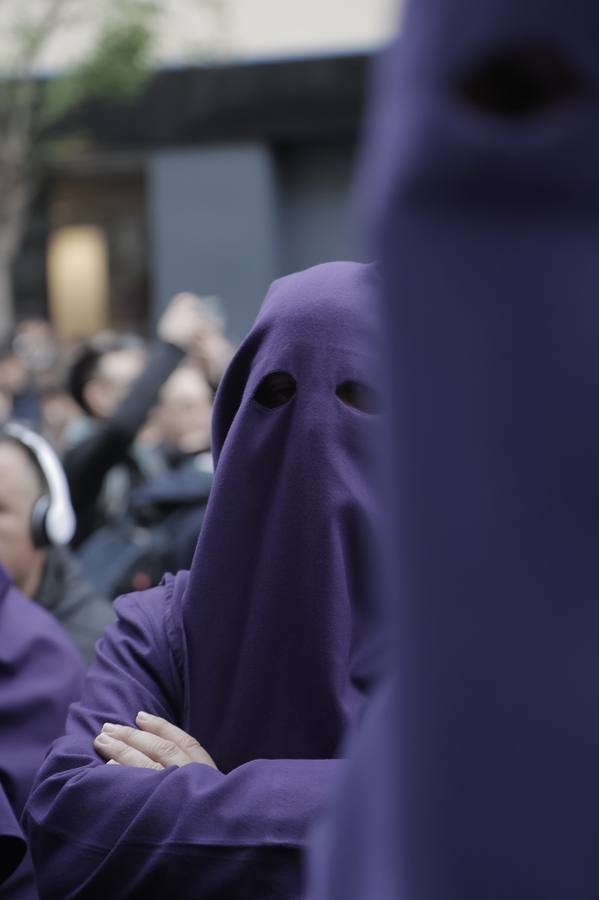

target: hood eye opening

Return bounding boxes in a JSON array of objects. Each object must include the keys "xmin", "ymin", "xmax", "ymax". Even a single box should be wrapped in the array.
[
  {"xmin": 457, "ymin": 43, "xmax": 584, "ymax": 119},
  {"xmin": 336, "ymin": 381, "xmax": 381, "ymax": 416},
  {"xmin": 253, "ymin": 371, "xmax": 297, "ymax": 409}
]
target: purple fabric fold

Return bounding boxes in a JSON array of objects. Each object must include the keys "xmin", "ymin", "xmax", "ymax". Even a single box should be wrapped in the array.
[
  {"xmin": 0, "ymin": 786, "xmax": 26, "ymax": 887},
  {"xmin": 175, "ymin": 261, "xmax": 382, "ymax": 771},
  {"xmin": 0, "ymin": 564, "xmax": 84, "ymax": 899},
  {"xmin": 309, "ymin": 3, "xmax": 599, "ymax": 898},
  {"xmin": 25, "ymin": 262, "xmax": 380, "ymax": 899}
]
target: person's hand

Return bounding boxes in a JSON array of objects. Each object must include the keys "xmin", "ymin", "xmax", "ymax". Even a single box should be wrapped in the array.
[
  {"xmin": 157, "ymin": 293, "xmax": 210, "ymax": 353},
  {"xmin": 94, "ymin": 711, "xmax": 219, "ymax": 771},
  {"xmin": 188, "ymin": 322, "xmax": 233, "ymax": 388}
]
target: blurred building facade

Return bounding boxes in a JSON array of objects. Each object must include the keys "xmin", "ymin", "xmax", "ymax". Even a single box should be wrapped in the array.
[{"xmin": 12, "ymin": 1, "xmax": 396, "ymax": 343}]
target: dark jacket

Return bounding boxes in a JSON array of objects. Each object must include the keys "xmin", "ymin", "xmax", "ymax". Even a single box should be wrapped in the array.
[
  {"xmin": 35, "ymin": 547, "xmax": 115, "ymax": 665},
  {"xmin": 76, "ymin": 460, "xmax": 213, "ymax": 601}
]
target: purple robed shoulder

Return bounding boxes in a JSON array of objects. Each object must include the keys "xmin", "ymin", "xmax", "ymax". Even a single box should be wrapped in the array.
[
  {"xmin": 25, "ymin": 262, "xmax": 381, "ymax": 899},
  {"xmin": 0, "ymin": 564, "xmax": 84, "ymax": 899}
]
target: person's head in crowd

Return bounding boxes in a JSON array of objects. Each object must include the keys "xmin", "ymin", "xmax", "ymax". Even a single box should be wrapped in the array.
[
  {"xmin": 0, "ymin": 338, "xmax": 42, "ymax": 424},
  {"xmin": 154, "ymin": 363, "xmax": 213, "ymax": 457},
  {"xmin": 39, "ymin": 385, "xmax": 82, "ymax": 452},
  {"xmin": 0, "ymin": 433, "xmax": 54, "ymax": 599},
  {"xmin": 0, "ymin": 340, "xmax": 27, "ymax": 403},
  {"xmin": 0, "ymin": 424, "xmax": 113, "ymax": 661},
  {"xmin": 0, "ymin": 390, "xmax": 11, "ymax": 425},
  {"xmin": 13, "ymin": 318, "xmax": 61, "ymax": 390},
  {"xmin": 68, "ymin": 334, "xmax": 146, "ymax": 419}
]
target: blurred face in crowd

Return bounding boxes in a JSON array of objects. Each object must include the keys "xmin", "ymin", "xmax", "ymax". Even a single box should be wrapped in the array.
[
  {"xmin": 84, "ymin": 347, "xmax": 146, "ymax": 419},
  {"xmin": 0, "ymin": 352, "xmax": 28, "ymax": 398},
  {"xmin": 0, "ymin": 390, "xmax": 11, "ymax": 424},
  {"xmin": 14, "ymin": 319, "xmax": 56, "ymax": 358},
  {"xmin": 157, "ymin": 365, "xmax": 213, "ymax": 453},
  {"xmin": 0, "ymin": 440, "xmax": 46, "ymax": 599},
  {"xmin": 40, "ymin": 390, "xmax": 82, "ymax": 453},
  {"xmin": 13, "ymin": 319, "xmax": 61, "ymax": 391}
]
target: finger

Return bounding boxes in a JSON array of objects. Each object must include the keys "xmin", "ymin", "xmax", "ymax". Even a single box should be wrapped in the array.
[
  {"xmin": 94, "ymin": 733, "xmax": 164, "ymax": 770},
  {"xmin": 101, "ymin": 722, "xmax": 190, "ymax": 768},
  {"xmin": 136, "ymin": 712, "xmax": 218, "ymax": 769}
]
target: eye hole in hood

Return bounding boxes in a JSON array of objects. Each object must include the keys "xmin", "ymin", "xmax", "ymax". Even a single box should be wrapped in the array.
[
  {"xmin": 336, "ymin": 381, "xmax": 382, "ymax": 416},
  {"xmin": 253, "ymin": 371, "xmax": 297, "ymax": 409},
  {"xmin": 457, "ymin": 43, "xmax": 584, "ymax": 119}
]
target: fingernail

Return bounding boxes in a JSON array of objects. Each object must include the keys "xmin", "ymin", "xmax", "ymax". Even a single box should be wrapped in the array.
[
  {"xmin": 102, "ymin": 723, "xmax": 118, "ymax": 734},
  {"xmin": 137, "ymin": 711, "xmax": 151, "ymax": 721},
  {"xmin": 95, "ymin": 733, "xmax": 112, "ymax": 746}
]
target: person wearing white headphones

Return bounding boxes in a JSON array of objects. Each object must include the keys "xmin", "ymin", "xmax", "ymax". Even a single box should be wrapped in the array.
[{"xmin": 0, "ymin": 423, "xmax": 115, "ymax": 664}]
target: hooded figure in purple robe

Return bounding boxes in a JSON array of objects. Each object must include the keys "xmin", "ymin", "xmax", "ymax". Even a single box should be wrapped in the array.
[
  {"xmin": 309, "ymin": 1, "xmax": 599, "ymax": 898},
  {"xmin": 24, "ymin": 261, "xmax": 381, "ymax": 900},
  {"xmin": 0, "ymin": 563, "xmax": 84, "ymax": 900},
  {"xmin": 0, "ymin": 788, "xmax": 26, "ymax": 888}
]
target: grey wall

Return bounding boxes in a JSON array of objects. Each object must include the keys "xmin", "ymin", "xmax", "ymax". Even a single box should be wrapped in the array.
[
  {"xmin": 274, "ymin": 141, "xmax": 366, "ymax": 277},
  {"xmin": 148, "ymin": 145, "xmax": 278, "ymax": 343},
  {"xmin": 148, "ymin": 139, "xmax": 366, "ymax": 346}
]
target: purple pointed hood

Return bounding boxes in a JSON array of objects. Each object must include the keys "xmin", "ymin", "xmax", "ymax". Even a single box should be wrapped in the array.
[
  {"xmin": 311, "ymin": 2, "xmax": 599, "ymax": 897},
  {"xmin": 166, "ymin": 261, "xmax": 381, "ymax": 772}
]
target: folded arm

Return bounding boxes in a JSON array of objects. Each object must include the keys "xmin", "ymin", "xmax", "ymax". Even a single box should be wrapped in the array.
[{"xmin": 24, "ymin": 585, "xmax": 342, "ymax": 900}]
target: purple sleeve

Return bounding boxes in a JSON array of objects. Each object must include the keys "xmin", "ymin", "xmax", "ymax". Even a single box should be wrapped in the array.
[{"xmin": 24, "ymin": 586, "xmax": 342, "ymax": 900}]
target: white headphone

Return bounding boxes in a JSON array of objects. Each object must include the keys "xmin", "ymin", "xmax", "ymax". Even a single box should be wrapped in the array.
[{"xmin": 2, "ymin": 422, "xmax": 76, "ymax": 547}]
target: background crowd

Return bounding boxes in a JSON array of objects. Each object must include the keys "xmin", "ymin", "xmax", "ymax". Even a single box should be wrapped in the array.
[{"xmin": 0, "ymin": 295, "xmax": 234, "ymax": 663}]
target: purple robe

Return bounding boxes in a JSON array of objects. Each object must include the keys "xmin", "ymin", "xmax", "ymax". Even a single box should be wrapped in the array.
[
  {"xmin": 0, "ymin": 787, "xmax": 25, "ymax": 887},
  {"xmin": 0, "ymin": 565, "xmax": 84, "ymax": 900},
  {"xmin": 309, "ymin": 2, "xmax": 599, "ymax": 897},
  {"xmin": 24, "ymin": 262, "xmax": 381, "ymax": 899}
]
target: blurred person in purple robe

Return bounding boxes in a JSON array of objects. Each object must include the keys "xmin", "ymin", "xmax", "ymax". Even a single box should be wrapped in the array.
[
  {"xmin": 308, "ymin": 1, "xmax": 599, "ymax": 898},
  {"xmin": 24, "ymin": 261, "xmax": 382, "ymax": 900},
  {"xmin": 0, "ymin": 563, "xmax": 84, "ymax": 899}
]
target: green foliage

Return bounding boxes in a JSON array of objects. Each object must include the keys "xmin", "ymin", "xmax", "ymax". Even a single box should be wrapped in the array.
[
  {"xmin": 42, "ymin": 12, "xmax": 156, "ymax": 125},
  {"xmin": 0, "ymin": 0, "xmax": 227, "ymax": 160}
]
